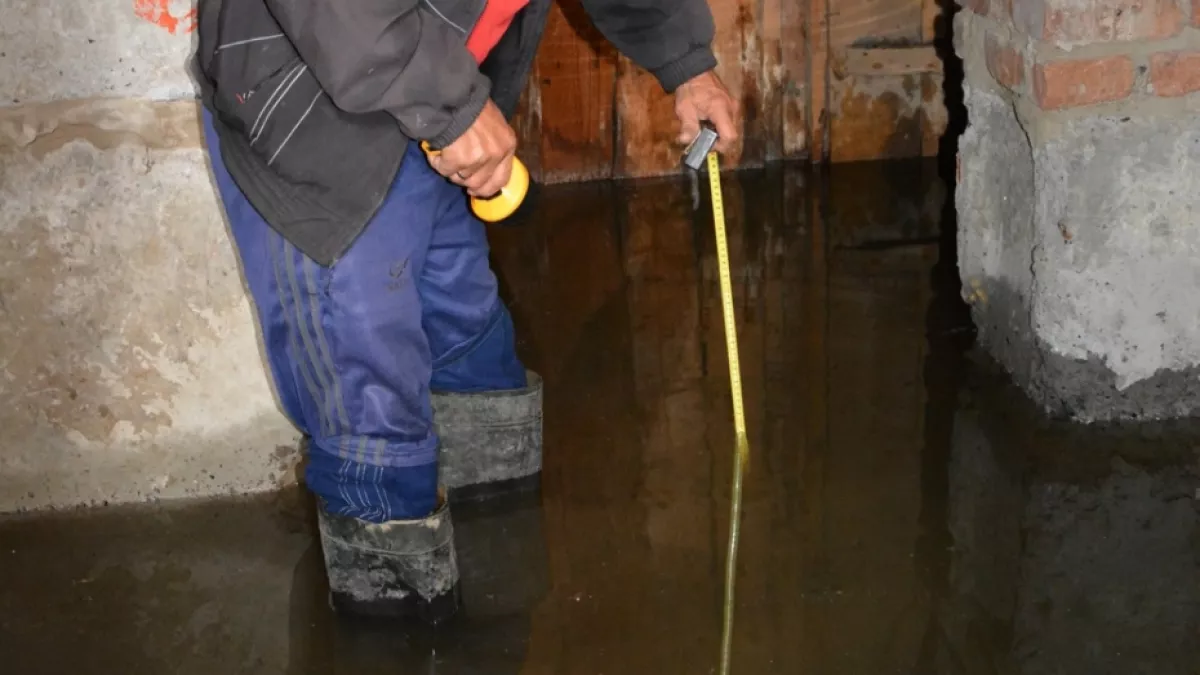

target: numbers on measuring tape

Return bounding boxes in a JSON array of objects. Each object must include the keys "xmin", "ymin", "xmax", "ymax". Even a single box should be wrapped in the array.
[{"xmin": 706, "ymin": 152, "xmax": 748, "ymax": 465}]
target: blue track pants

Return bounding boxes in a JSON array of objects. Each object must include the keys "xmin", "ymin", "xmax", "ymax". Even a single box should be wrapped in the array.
[{"xmin": 203, "ymin": 109, "xmax": 527, "ymax": 523}]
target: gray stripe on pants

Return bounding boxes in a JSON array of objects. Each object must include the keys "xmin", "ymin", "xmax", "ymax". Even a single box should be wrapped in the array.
[
  {"xmin": 269, "ymin": 236, "xmax": 331, "ymax": 437},
  {"xmin": 284, "ymin": 241, "xmax": 347, "ymax": 458},
  {"xmin": 303, "ymin": 258, "xmax": 353, "ymax": 435}
]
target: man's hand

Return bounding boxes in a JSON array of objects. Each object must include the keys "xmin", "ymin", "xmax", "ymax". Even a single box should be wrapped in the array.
[
  {"xmin": 675, "ymin": 70, "xmax": 740, "ymax": 153},
  {"xmin": 429, "ymin": 100, "xmax": 517, "ymax": 198}
]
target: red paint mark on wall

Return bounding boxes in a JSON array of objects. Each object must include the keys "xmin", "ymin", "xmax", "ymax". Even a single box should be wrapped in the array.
[{"xmin": 134, "ymin": 0, "xmax": 197, "ymax": 35}]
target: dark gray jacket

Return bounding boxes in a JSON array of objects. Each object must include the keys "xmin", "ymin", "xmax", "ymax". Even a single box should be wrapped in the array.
[{"xmin": 193, "ymin": 0, "xmax": 717, "ymax": 265}]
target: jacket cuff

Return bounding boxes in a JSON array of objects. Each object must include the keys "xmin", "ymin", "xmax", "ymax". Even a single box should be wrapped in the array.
[
  {"xmin": 429, "ymin": 75, "xmax": 493, "ymax": 149},
  {"xmin": 652, "ymin": 47, "xmax": 719, "ymax": 93}
]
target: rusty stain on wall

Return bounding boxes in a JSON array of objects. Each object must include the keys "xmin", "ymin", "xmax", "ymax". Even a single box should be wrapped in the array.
[{"xmin": 831, "ymin": 75, "xmax": 929, "ymax": 162}]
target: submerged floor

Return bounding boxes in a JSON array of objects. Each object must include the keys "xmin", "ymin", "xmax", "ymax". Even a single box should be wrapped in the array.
[{"xmin": 2, "ymin": 160, "xmax": 1199, "ymax": 674}]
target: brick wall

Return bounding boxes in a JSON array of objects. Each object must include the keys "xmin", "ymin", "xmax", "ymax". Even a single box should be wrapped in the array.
[{"xmin": 963, "ymin": 0, "xmax": 1200, "ymax": 110}]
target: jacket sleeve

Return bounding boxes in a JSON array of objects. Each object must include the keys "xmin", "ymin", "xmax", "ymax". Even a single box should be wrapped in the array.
[
  {"xmin": 264, "ymin": 0, "xmax": 490, "ymax": 148},
  {"xmin": 577, "ymin": 0, "xmax": 718, "ymax": 93}
]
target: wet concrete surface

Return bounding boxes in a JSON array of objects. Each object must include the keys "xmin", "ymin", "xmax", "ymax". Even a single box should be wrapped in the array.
[{"xmin": 2, "ymin": 159, "xmax": 1199, "ymax": 674}]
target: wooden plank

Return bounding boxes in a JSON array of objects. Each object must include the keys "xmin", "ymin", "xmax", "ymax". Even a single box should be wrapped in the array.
[
  {"xmin": 614, "ymin": 0, "xmax": 748, "ymax": 176},
  {"xmin": 530, "ymin": 0, "xmax": 619, "ymax": 184},
  {"xmin": 611, "ymin": 36, "xmax": 682, "ymax": 178},
  {"xmin": 510, "ymin": 78, "xmax": 544, "ymax": 181},
  {"xmin": 614, "ymin": 0, "xmax": 795, "ymax": 177},
  {"xmin": 824, "ymin": 0, "xmax": 940, "ymax": 163},
  {"xmin": 829, "ymin": 0, "xmax": 923, "ymax": 49},
  {"xmin": 923, "ymin": 0, "xmax": 943, "ymax": 42},
  {"xmin": 829, "ymin": 74, "xmax": 927, "ymax": 162},
  {"xmin": 781, "ymin": 0, "xmax": 808, "ymax": 159},
  {"xmin": 826, "ymin": 48, "xmax": 947, "ymax": 162},
  {"xmin": 612, "ymin": 60, "xmax": 681, "ymax": 178},
  {"xmin": 733, "ymin": 0, "xmax": 768, "ymax": 167},
  {"xmin": 521, "ymin": 0, "xmax": 816, "ymax": 175},
  {"xmin": 761, "ymin": 0, "xmax": 786, "ymax": 161},
  {"xmin": 808, "ymin": 0, "xmax": 832, "ymax": 162},
  {"xmin": 833, "ymin": 46, "xmax": 942, "ymax": 78}
]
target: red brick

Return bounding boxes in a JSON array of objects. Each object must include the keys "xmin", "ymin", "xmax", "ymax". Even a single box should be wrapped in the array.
[
  {"xmin": 1033, "ymin": 56, "xmax": 1135, "ymax": 110},
  {"xmin": 1150, "ymin": 51, "xmax": 1200, "ymax": 97},
  {"xmin": 1013, "ymin": 0, "xmax": 1183, "ymax": 45},
  {"xmin": 1193, "ymin": 0, "xmax": 1200, "ymax": 25},
  {"xmin": 985, "ymin": 34, "xmax": 1026, "ymax": 90}
]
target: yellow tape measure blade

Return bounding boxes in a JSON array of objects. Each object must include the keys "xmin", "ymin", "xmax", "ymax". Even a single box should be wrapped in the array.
[{"xmin": 706, "ymin": 152, "xmax": 748, "ymax": 446}]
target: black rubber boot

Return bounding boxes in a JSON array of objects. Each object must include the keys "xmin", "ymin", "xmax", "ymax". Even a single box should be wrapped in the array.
[
  {"xmin": 317, "ymin": 496, "xmax": 461, "ymax": 625},
  {"xmin": 433, "ymin": 370, "xmax": 543, "ymax": 502}
]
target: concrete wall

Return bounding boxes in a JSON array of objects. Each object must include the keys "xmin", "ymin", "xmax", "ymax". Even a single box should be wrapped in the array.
[
  {"xmin": 0, "ymin": 1, "xmax": 298, "ymax": 513},
  {"xmin": 954, "ymin": 0, "xmax": 1200, "ymax": 420}
]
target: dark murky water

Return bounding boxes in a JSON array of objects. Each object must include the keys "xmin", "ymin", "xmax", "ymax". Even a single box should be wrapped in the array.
[{"xmin": 2, "ymin": 160, "xmax": 1198, "ymax": 674}]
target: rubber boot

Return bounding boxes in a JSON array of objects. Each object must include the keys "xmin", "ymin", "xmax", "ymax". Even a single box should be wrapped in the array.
[
  {"xmin": 294, "ymin": 491, "xmax": 550, "ymax": 674},
  {"xmin": 317, "ymin": 495, "xmax": 461, "ymax": 625},
  {"xmin": 433, "ymin": 370, "xmax": 543, "ymax": 502}
]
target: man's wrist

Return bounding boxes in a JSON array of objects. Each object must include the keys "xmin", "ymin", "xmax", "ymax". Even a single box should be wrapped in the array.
[
  {"xmin": 428, "ymin": 75, "xmax": 493, "ymax": 148},
  {"xmin": 653, "ymin": 47, "xmax": 719, "ymax": 94}
]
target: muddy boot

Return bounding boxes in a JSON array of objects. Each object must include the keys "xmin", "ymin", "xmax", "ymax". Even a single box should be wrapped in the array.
[
  {"xmin": 317, "ymin": 497, "xmax": 461, "ymax": 625},
  {"xmin": 433, "ymin": 370, "xmax": 543, "ymax": 502}
]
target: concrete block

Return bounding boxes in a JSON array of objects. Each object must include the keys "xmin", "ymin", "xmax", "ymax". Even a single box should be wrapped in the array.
[
  {"xmin": 959, "ymin": 81, "xmax": 1200, "ymax": 419},
  {"xmin": 955, "ymin": 8, "xmax": 1200, "ymax": 420},
  {"xmin": 0, "ymin": 0, "xmax": 198, "ymax": 105},
  {"xmin": 956, "ymin": 83, "xmax": 1042, "ymax": 393},
  {"xmin": 0, "ymin": 100, "xmax": 297, "ymax": 512},
  {"xmin": 1030, "ymin": 115, "xmax": 1200, "ymax": 419}
]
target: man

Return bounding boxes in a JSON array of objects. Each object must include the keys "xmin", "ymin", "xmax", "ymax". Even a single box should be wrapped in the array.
[{"xmin": 192, "ymin": 0, "xmax": 739, "ymax": 624}]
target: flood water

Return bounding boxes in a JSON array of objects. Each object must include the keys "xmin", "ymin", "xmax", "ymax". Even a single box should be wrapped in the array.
[{"xmin": 2, "ymin": 159, "xmax": 1198, "ymax": 674}]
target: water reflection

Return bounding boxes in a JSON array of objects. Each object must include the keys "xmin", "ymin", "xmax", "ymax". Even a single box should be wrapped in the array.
[
  {"xmin": 937, "ymin": 360, "xmax": 1200, "ymax": 675},
  {"xmin": 1, "ymin": 159, "xmax": 1195, "ymax": 674}
]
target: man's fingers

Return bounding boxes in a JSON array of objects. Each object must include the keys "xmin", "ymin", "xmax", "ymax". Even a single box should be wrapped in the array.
[
  {"xmin": 429, "ymin": 154, "xmax": 448, "ymax": 176},
  {"xmin": 430, "ymin": 154, "xmax": 463, "ymax": 180},
  {"xmin": 461, "ymin": 152, "xmax": 495, "ymax": 193},
  {"xmin": 677, "ymin": 108, "xmax": 701, "ymax": 146},
  {"xmin": 462, "ymin": 154, "xmax": 501, "ymax": 195},
  {"xmin": 427, "ymin": 101, "xmax": 518, "ymax": 192},
  {"xmin": 434, "ymin": 154, "xmax": 484, "ymax": 187},
  {"xmin": 471, "ymin": 155, "xmax": 514, "ymax": 198},
  {"xmin": 708, "ymin": 100, "xmax": 739, "ymax": 153}
]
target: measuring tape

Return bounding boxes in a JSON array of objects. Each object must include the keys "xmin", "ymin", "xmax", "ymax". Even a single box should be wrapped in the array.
[{"xmin": 705, "ymin": 150, "xmax": 749, "ymax": 675}]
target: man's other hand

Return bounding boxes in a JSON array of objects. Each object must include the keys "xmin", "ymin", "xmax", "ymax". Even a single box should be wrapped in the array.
[
  {"xmin": 430, "ymin": 100, "xmax": 517, "ymax": 198},
  {"xmin": 675, "ymin": 70, "xmax": 740, "ymax": 154}
]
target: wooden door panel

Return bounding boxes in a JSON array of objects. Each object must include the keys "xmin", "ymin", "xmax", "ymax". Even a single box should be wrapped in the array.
[{"xmin": 514, "ymin": 0, "xmax": 947, "ymax": 181}]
